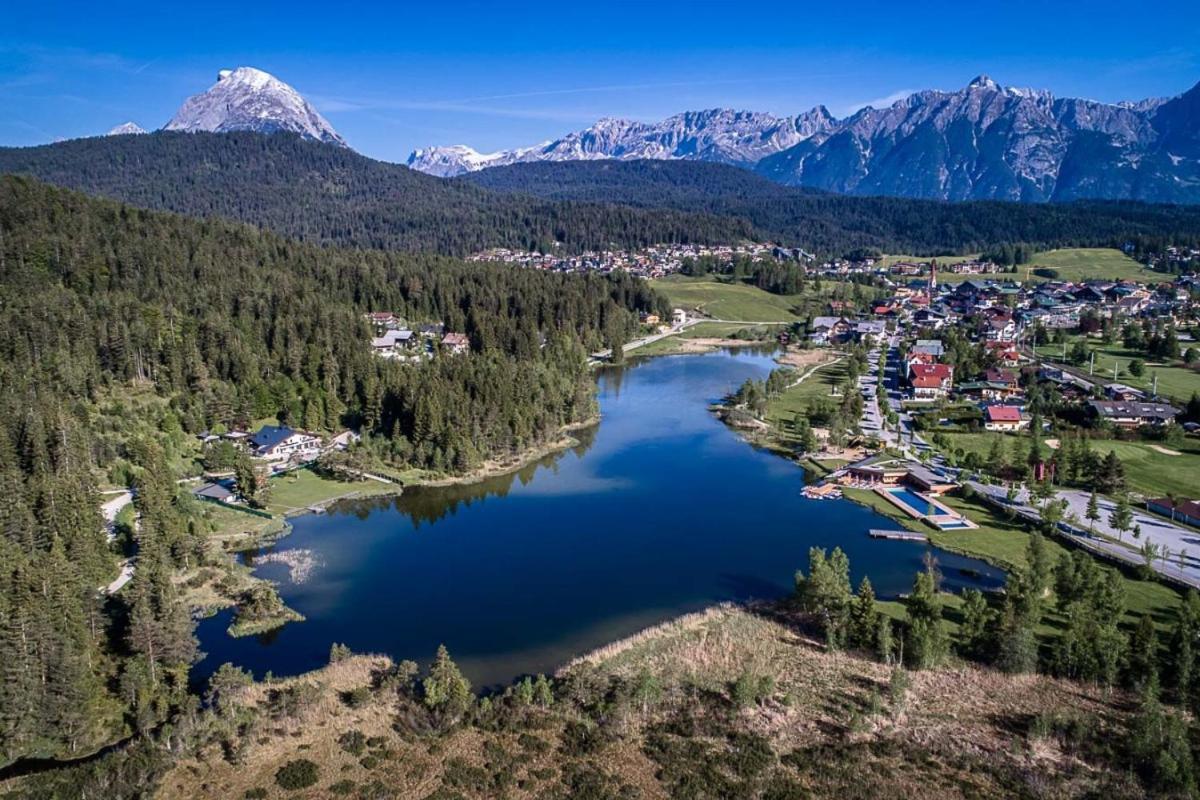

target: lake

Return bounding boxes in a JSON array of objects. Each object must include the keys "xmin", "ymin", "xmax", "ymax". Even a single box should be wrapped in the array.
[{"xmin": 194, "ymin": 350, "xmax": 1003, "ymax": 690}]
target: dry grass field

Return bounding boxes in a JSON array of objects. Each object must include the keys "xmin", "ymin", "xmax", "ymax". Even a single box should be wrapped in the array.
[{"xmin": 155, "ymin": 606, "xmax": 1151, "ymax": 800}]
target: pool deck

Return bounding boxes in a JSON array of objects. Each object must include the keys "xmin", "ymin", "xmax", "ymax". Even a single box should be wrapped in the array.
[{"xmin": 875, "ymin": 485, "xmax": 978, "ymax": 531}]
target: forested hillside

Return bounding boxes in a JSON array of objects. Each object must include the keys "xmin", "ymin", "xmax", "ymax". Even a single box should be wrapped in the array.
[
  {"xmin": 0, "ymin": 133, "xmax": 750, "ymax": 255},
  {"xmin": 6, "ymin": 133, "xmax": 1200, "ymax": 263},
  {"xmin": 0, "ymin": 175, "xmax": 664, "ymax": 766},
  {"xmin": 464, "ymin": 159, "xmax": 1200, "ymax": 256}
]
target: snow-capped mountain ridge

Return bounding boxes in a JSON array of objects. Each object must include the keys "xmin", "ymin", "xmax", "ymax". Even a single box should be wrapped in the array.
[
  {"xmin": 408, "ymin": 75, "xmax": 1200, "ymax": 203},
  {"xmin": 406, "ymin": 105, "xmax": 836, "ymax": 176},
  {"xmin": 163, "ymin": 67, "xmax": 346, "ymax": 147}
]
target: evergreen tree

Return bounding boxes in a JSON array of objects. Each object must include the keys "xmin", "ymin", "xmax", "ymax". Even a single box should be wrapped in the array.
[
  {"xmin": 904, "ymin": 566, "xmax": 949, "ymax": 670},
  {"xmin": 849, "ymin": 576, "xmax": 880, "ymax": 651},
  {"xmin": 422, "ymin": 644, "xmax": 473, "ymax": 721}
]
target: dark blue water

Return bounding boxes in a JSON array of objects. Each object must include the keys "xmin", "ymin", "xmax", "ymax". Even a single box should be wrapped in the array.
[{"xmin": 195, "ymin": 351, "xmax": 1002, "ymax": 690}]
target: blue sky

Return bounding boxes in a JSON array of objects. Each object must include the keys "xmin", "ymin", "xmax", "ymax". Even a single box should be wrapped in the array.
[{"xmin": 3, "ymin": 1, "xmax": 1198, "ymax": 163}]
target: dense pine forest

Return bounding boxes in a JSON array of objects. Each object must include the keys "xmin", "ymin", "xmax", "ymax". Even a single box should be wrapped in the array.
[
  {"xmin": 0, "ymin": 175, "xmax": 664, "ymax": 767},
  {"xmin": 0, "ymin": 133, "xmax": 751, "ymax": 255},
  {"xmin": 464, "ymin": 159, "xmax": 1200, "ymax": 256},
  {"xmin": 6, "ymin": 133, "xmax": 1200, "ymax": 261}
]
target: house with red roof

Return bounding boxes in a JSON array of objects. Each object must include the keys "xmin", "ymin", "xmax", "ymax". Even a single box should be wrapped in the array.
[
  {"xmin": 909, "ymin": 363, "xmax": 954, "ymax": 401},
  {"xmin": 984, "ymin": 405, "xmax": 1028, "ymax": 432}
]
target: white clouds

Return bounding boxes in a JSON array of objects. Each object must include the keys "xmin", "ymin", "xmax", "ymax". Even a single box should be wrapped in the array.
[{"xmin": 843, "ymin": 88, "xmax": 915, "ymax": 115}]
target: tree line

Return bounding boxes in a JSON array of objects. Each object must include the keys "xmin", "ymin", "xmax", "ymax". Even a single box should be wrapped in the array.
[{"xmin": 0, "ymin": 175, "xmax": 666, "ymax": 765}]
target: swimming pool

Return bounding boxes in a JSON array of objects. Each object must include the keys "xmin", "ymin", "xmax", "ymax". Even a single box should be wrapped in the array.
[{"xmin": 884, "ymin": 488, "xmax": 936, "ymax": 516}]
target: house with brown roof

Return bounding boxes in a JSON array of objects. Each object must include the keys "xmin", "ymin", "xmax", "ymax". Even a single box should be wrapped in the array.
[{"xmin": 984, "ymin": 405, "xmax": 1028, "ymax": 432}]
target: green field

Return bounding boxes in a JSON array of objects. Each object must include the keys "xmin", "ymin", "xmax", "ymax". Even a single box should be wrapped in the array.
[
  {"xmin": 1036, "ymin": 337, "xmax": 1200, "ymax": 404},
  {"xmin": 763, "ymin": 358, "xmax": 849, "ymax": 438},
  {"xmin": 881, "ymin": 248, "xmax": 1159, "ymax": 285},
  {"xmin": 847, "ymin": 487, "xmax": 1181, "ymax": 633},
  {"xmin": 1021, "ymin": 247, "xmax": 1160, "ymax": 283},
  {"xmin": 266, "ymin": 468, "xmax": 395, "ymax": 514},
  {"xmin": 632, "ymin": 321, "xmax": 784, "ymax": 357},
  {"xmin": 934, "ymin": 430, "xmax": 1200, "ymax": 499},
  {"xmin": 651, "ymin": 276, "xmax": 806, "ymax": 321}
]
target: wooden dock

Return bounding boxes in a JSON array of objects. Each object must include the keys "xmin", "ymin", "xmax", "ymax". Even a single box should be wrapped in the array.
[{"xmin": 869, "ymin": 528, "xmax": 928, "ymax": 542}]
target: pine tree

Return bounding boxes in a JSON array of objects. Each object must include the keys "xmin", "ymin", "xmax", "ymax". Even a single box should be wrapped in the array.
[
  {"xmin": 904, "ymin": 567, "xmax": 949, "ymax": 670},
  {"xmin": 1085, "ymin": 491, "xmax": 1101, "ymax": 532},
  {"xmin": 958, "ymin": 588, "xmax": 993, "ymax": 661},
  {"xmin": 422, "ymin": 644, "xmax": 472, "ymax": 720},
  {"xmin": 849, "ymin": 576, "xmax": 879, "ymax": 651},
  {"xmin": 1126, "ymin": 614, "xmax": 1160, "ymax": 692}
]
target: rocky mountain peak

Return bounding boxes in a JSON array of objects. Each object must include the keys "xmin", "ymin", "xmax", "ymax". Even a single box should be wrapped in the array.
[
  {"xmin": 106, "ymin": 122, "xmax": 147, "ymax": 136},
  {"xmin": 968, "ymin": 74, "xmax": 1000, "ymax": 90},
  {"xmin": 164, "ymin": 66, "xmax": 346, "ymax": 147}
]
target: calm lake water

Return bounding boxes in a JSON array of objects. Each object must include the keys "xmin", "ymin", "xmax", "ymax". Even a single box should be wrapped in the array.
[{"xmin": 194, "ymin": 350, "xmax": 1003, "ymax": 690}]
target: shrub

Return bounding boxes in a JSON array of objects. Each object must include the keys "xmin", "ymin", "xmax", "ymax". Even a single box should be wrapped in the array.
[
  {"xmin": 244, "ymin": 790, "xmax": 268, "ymax": 800},
  {"xmin": 275, "ymin": 759, "xmax": 319, "ymax": 791},
  {"xmin": 329, "ymin": 779, "xmax": 356, "ymax": 796},
  {"xmin": 342, "ymin": 685, "xmax": 372, "ymax": 708},
  {"xmin": 338, "ymin": 729, "xmax": 366, "ymax": 756}
]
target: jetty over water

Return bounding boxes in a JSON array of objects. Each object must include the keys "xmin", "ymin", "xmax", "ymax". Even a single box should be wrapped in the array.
[{"xmin": 868, "ymin": 528, "xmax": 928, "ymax": 542}]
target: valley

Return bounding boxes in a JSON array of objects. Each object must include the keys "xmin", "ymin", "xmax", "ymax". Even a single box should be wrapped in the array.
[{"xmin": 3, "ymin": 23, "xmax": 1200, "ymax": 800}]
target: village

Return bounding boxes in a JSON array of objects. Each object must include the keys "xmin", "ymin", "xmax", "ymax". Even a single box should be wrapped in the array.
[{"xmin": 719, "ymin": 258, "xmax": 1200, "ymax": 588}]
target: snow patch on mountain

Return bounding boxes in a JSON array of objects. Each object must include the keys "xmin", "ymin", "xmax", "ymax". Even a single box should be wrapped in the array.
[
  {"xmin": 106, "ymin": 122, "xmax": 147, "ymax": 136},
  {"xmin": 164, "ymin": 67, "xmax": 346, "ymax": 147}
]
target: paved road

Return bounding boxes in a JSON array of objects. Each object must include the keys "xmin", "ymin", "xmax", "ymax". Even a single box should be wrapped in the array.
[
  {"xmin": 969, "ymin": 480, "xmax": 1200, "ymax": 589},
  {"xmin": 591, "ymin": 319, "xmax": 699, "ymax": 361}
]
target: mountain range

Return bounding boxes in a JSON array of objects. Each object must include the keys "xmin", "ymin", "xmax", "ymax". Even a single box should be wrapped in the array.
[{"xmin": 409, "ymin": 75, "xmax": 1200, "ymax": 204}]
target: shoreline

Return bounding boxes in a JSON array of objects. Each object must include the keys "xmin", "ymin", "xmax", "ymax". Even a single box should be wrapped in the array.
[
  {"xmin": 188, "ymin": 414, "xmax": 603, "ymax": 640},
  {"xmin": 413, "ymin": 414, "xmax": 600, "ymax": 489}
]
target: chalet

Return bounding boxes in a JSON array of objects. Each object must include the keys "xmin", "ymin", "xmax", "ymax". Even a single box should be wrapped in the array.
[
  {"xmin": 985, "ymin": 342, "xmax": 1022, "ymax": 366},
  {"xmin": 983, "ymin": 367, "xmax": 1020, "ymax": 394},
  {"xmin": 441, "ymin": 332, "xmax": 470, "ymax": 355},
  {"xmin": 1088, "ymin": 399, "xmax": 1180, "ymax": 429},
  {"xmin": 981, "ymin": 315, "xmax": 1018, "ymax": 343},
  {"xmin": 1147, "ymin": 498, "xmax": 1200, "ymax": 528},
  {"xmin": 327, "ymin": 430, "xmax": 362, "ymax": 451},
  {"xmin": 419, "ymin": 322, "xmax": 446, "ymax": 339},
  {"xmin": 957, "ymin": 381, "xmax": 1016, "ymax": 402},
  {"xmin": 1105, "ymin": 383, "xmax": 1145, "ymax": 402},
  {"xmin": 672, "ymin": 308, "xmax": 688, "ymax": 326},
  {"xmin": 193, "ymin": 481, "xmax": 236, "ymax": 504},
  {"xmin": 854, "ymin": 320, "xmax": 887, "ymax": 344},
  {"xmin": 365, "ymin": 311, "xmax": 401, "ymax": 330},
  {"xmin": 841, "ymin": 455, "xmax": 955, "ymax": 494},
  {"xmin": 249, "ymin": 425, "xmax": 323, "ymax": 465},
  {"xmin": 984, "ymin": 405, "xmax": 1028, "ymax": 432},
  {"xmin": 911, "ymin": 339, "xmax": 945, "ymax": 358},
  {"xmin": 371, "ymin": 329, "xmax": 415, "ymax": 354},
  {"xmin": 910, "ymin": 363, "xmax": 953, "ymax": 401},
  {"xmin": 809, "ymin": 316, "xmax": 853, "ymax": 344}
]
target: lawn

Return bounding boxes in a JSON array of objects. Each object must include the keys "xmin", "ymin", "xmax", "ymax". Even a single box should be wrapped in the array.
[
  {"xmin": 651, "ymin": 276, "xmax": 806, "ymax": 322},
  {"xmin": 848, "ymin": 487, "xmax": 1181, "ymax": 634},
  {"xmin": 764, "ymin": 357, "xmax": 849, "ymax": 438},
  {"xmin": 933, "ymin": 429, "xmax": 1200, "ymax": 499},
  {"xmin": 1035, "ymin": 336, "xmax": 1200, "ymax": 404},
  {"xmin": 1022, "ymin": 247, "xmax": 1160, "ymax": 283},
  {"xmin": 881, "ymin": 248, "xmax": 1159, "ymax": 285},
  {"xmin": 265, "ymin": 467, "xmax": 395, "ymax": 515}
]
